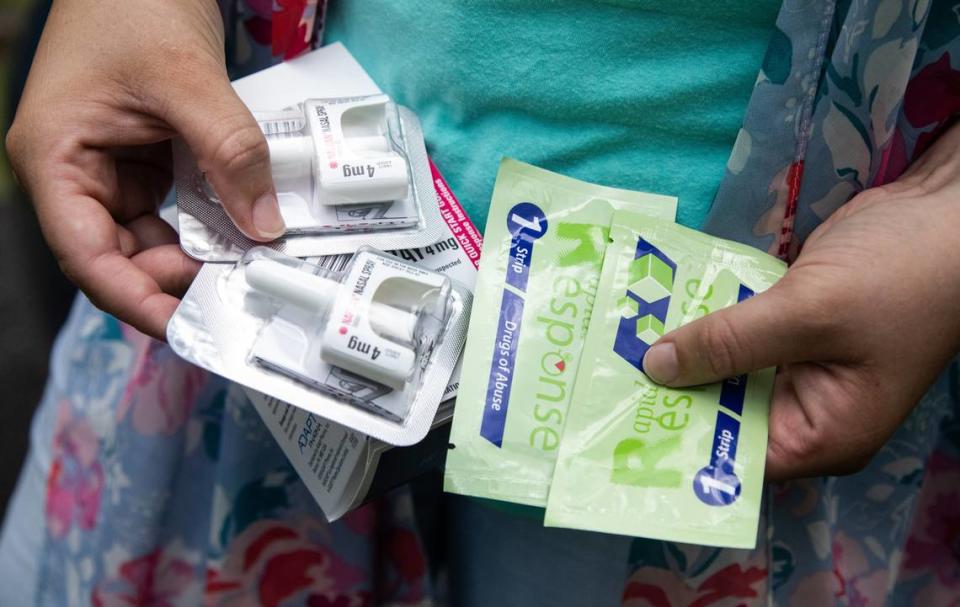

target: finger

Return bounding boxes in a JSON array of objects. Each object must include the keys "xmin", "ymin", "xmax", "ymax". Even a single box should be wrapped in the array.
[
  {"xmin": 131, "ymin": 244, "xmax": 201, "ymax": 298},
  {"xmin": 33, "ymin": 184, "xmax": 183, "ymax": 340},
  {"xmin": 641, "ymin": 280, "xmax": 828, "ymax": 387},
  {"xmin": 765, "ymin": 368, "xmax": 816, "ymax": 482},
  {"xmin": 764, "ymin": 365, "xmax": 873, "ymax": 481},
  {"xmin": 124, "ymin": 214, "xmax": 180, "ymax": 252},
  {"xmin": 78, "ymin": 247, "xmax": 181, "ymax": 341},
  {"xmin": 109, "ymin": 142, "xmax": 174, "ymax": 220},
  {"xmin": 160, "ymin": 70, "xmax": 284, "ymax": 241}
]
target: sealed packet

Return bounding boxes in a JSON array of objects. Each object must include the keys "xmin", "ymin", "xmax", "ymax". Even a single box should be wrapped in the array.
[
  {"xmin": 176, "ymin": 94, "xmax": 447, "ymax": 261},
  {"xmin": 168, "ymin": 245, "xmax": 471, "ymax": 446},
  {"xmin": 444, "ymin": 159, "xmax": 677, "ymax": 507},
  {"xmin": 544, "ymin": 210, "xmax": 786, "ymax": 548}
]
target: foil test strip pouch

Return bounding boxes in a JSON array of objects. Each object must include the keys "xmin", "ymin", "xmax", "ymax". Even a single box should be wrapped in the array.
[
  {"xmin": 168, "ymin": 246, "xmax": 472, "ymax": 445},
  {"xmin": 175, "ymin": 94, "xmax": 447, "ymax": 261},
  {"xmin": 444, "ymin": 158, "xmax": 677, "ymax": 507},
  {"xmin": 543, "ymin": 211, "xmax": 786, "ymax": 548}
]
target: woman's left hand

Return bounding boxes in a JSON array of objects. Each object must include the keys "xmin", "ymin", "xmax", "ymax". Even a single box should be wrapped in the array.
[{"xmin": 642, "ymin": 122, "xmax": 960, "ymax": 481}]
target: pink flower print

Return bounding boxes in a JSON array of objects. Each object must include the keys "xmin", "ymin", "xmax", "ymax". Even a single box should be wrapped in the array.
[
  {"xmin": 240, "ymin": 0, "xmax": 274, "ymax": 46},
  {"xmin": 205, "ymin": 520, "xmax": 368, "ymax": 607},
  {"xmin": 903, "ymin": 53, "xmax": 960, "ymax": 129},
  {"xmin": 380, "ymin": 527, "xmax": 428, "ymax": 601},
  {"xmin": 118, "ymin": 341, "xmax": 206, "ymax": 436},
  {"xmin": 903, "ymin": 53, "xmax": 960, "ymax": 161},
  {"xmin": 244, "ymin": 0, "xmax": 273, "ymax": 18},
  {"xmin": 45, "ymin": 404, "xmax": 104, "ymax": 538},
  {"xmin": 274, "ymin": 0, "xmax": 314, "ymax": 59},
  {"xmin": 788, "ymin": 533, "xmax": 887, "ymax": 607},
  {"xmin": 902, "ymin": 450, "xmax": 960, "ymax": 602},
  {"xmin": 340, "ymin": 503, "xmax": 376, "ymax": 536},
  {"xmin": 870, "ymin": 127, "xmax": 908, "ymax": 188},
  {"xmin": 787, "ymin": 571, "xmax": 838, "ymax": 607},
  {"xmin": 92, "ymin": 548, "xmax": 199, "ymax": 607},
  {"xmin": 244, "ymin": 16, "xmax": 272, "ymax": 46},
  {"xmin": 905, "ymin": 493, "xmax": 960, "ymax": 582},
  {"xmin": 622, "ymin": 561, "xmax": 767, "ymax": 607},
  {"xmin": 830, "ymin": 532, "xmax": 888, "ymax": 606}
]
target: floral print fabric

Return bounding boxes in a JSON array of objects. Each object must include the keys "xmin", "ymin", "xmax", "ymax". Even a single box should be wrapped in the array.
[
  {"xmin": 705, "ymin": 0, "xmax": 960, "ymax": 258},
  {"xmin": 642, "ymin": 1, "xmax": 960, "ymax": 604},
  {"xmin": 5, "ymin": 0, "xmax": 960, "ymax": 605},
  {"xmin": 27, "ymin": 297, "xmax": 431, "ymax": 606}
]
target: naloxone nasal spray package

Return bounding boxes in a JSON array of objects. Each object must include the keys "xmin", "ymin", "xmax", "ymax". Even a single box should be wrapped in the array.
[
  {"xmin": 241, "ymin": 161, "xmax": 482, "ymax": 520},
  {"xmin": 543, "ymin": 210, "xmax": 786, "ymax": 548},
  {"xmin": 175, "ymin": 94, "xmax": 447, "ymax": 261},
  {"xmin": 168, "ymin": 246, "xmax": 471, "ymax": 445},
  {"xmin": 443, "ymin": 158, "xmax": 677, "ymax": 507}
]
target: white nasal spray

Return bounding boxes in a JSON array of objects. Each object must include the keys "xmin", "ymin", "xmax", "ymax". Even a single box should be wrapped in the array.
[
  {"xmin": 244, "ymin": 250, "xmax": 448, "ymax": 391},
  {"xmin": 267, "ymin": 95, "xmax": 410, "ymax": 208}
]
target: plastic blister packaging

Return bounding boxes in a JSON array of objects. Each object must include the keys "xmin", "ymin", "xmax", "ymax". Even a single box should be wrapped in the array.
[
  {"xmin": 175, "ymin": 94, "xmax": 447, "ymax": 261},
  {"xmin": 168, "ymin": 247, "xmax": 471, "ymax": 445}
]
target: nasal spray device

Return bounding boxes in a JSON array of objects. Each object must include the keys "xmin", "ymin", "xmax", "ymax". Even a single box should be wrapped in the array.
[
  {"xmin": 166, "ymin": 243, "xmax": 472, "ymax": 445},
  {"xmin": 241, "ymin": 246, "xmax": 452, "ymax": 395},
  {"xmin": 265, "ymin": 95, "xmax": 410, "ymax": 207},
  {"xmin": 175, "ymin": 93, "xmax": 448, "ymax": 261}
]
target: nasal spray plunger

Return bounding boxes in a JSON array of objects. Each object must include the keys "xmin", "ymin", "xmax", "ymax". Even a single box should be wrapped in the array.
[
  {"xmin": 243, "ymin": 248, "xmax": 450, "ymax": 391},
  {"xmin": 266, "ymin": 95, "xmax": 410, "ymax": 207}
]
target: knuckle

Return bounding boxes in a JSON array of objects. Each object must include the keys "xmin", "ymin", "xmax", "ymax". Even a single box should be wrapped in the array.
[
  {"xmin": 5, "ymin": 111, "xmax": 66, "ymax": 191},
  {"xmin": 4, "ymin": 119, "xmax": 32, "ymax": 174},
  {"xmin": 210, "ymin": 124, "xmax": 269, "ymax": 175},
  {"xmin": 5, "ymin": 122, "xmax": 24, "ymax": 160},
  {"xmin": 769, "ymin": 427, "xmax": 822, "ymax": 474},
  {"xmin": 54, "ymin": 252, "xmax": 83, "ymax": 287},
  {"xmin": 695, "ymin": 314, "xmax": 744, "ymax": 378}
]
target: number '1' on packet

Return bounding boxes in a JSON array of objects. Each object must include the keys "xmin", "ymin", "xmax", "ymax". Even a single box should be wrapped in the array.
[
  {"xmin": 444, "ymin": 159, "xmax": 677, "ymax": 507},
  {"xmin": 544, "ymin": 210, "xmax": 785, "ymax": 548}
]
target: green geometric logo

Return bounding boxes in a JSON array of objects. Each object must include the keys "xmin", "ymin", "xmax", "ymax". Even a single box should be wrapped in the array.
[
  {"xmin": 617, "ymin": 294, "xmax": 640, "ymax": 318},
  {"xmin": 635, "ymin": 314, "xmax": 665, "ymax": 344},
  {"xmin": 627, "ymin": 253, "xmax": 673, "ymax": 302}
]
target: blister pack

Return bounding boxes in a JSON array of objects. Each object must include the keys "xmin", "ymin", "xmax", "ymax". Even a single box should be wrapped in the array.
[
  {"xmin": 176, "ymin": 94, "xmax": 446, "ymax": 260},
  {"xmin": 168, "ymin": 246, "xmax": 471, "ymax": 445},
  {"xmin": 238, "ymin": 160, "xmax": 483, "ymax": 520}
]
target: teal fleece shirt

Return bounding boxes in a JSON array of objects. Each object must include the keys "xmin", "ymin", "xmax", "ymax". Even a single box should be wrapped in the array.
[{"xmin": 325, "ymin": 0, "xmax": 780, "ymax": 229}]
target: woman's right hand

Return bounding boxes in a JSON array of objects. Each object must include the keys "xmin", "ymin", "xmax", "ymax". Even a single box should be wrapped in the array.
[{"xmin": 6, "ymin": 0, "xmax": 285, "ymax": 340}]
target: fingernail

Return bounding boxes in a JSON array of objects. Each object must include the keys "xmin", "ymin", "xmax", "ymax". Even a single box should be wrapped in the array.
[
  {"xmin": 252, "ymin": 193, "xmax": 285, "ymax": 239},
  {"xmin": 643, "ymin": 342, "xmax": 679, "ymax": 385}
]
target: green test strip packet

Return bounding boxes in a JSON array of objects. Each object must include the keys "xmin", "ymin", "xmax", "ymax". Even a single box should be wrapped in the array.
[
  {"xmin": 544, "ymin": 210, "xmax": 786, "ymax": 548},
  {"xmin": 444, "ymin": 159, "xmax": 677, "ymax": 507}
]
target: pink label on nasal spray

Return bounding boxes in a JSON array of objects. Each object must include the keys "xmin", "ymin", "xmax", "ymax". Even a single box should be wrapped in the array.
[{"xmin": 431, "ymin": 160, "xmax": 483, "ymax": 269}]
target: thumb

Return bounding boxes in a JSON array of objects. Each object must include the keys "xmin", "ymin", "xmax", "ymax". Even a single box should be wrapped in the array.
[
  {"xmin": 164, "ymin": 72, "xmax": 284, "ymax": 241},
  {"xmin": 641, "ymin": 282, "xmax": 824, "ymax": 387}
]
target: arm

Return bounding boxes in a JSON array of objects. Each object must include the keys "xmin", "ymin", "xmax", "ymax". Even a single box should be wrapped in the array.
[{"xmin": 643, "ymin": 121, "xmax": 960, "ymax": 480}]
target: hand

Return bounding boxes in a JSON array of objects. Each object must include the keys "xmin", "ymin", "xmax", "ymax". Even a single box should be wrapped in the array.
[
  {"xmin": 642, "ymin": 123, "xmax": 960, "ymax": 481},
  {"xmin": 6, "ymin": 0, "xmax": 285, "ymax": 340}
]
